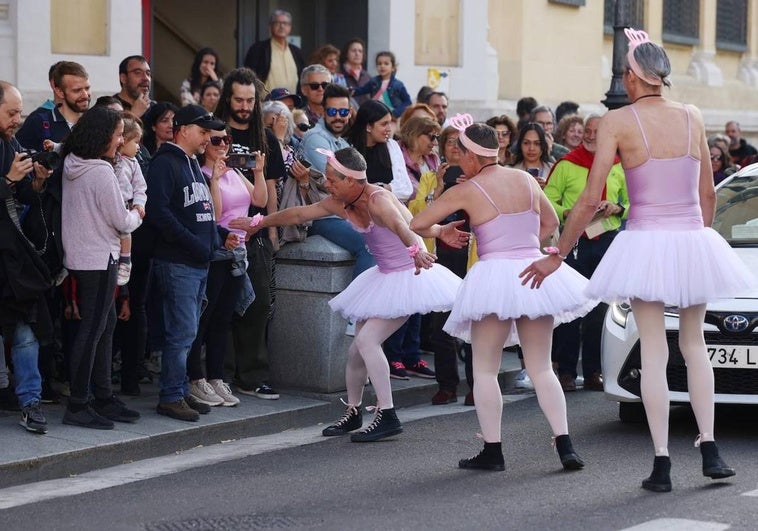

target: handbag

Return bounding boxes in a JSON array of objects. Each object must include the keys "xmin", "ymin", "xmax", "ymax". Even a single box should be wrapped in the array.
[{"xmin": 279, "ymin": 171, "xmax": 329, "ymax": 244}]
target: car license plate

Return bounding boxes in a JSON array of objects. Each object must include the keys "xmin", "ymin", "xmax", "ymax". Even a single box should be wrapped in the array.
[{"xmin": 707, "ymin": 345, "xmax": 758, "ymax": 369}]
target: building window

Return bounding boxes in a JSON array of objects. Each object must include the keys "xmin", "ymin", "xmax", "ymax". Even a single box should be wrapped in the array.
[
  {"xmin": 415, "ymin": 0, "xmax": 459, "ymax": 67},
  {"xmin": 51, "ymin": 0, "xmax": 109, "ymax": 55},
  {"xmin": 603, "ymin": 0, "xmax": 645, "ymax": 35},
  {"xmin": 662, "ymin": 0, "xmax": 699, "ymax": 46},
  {"xmin": 716, "ymin": 0, "xmax": 747, "ymax": 52}
]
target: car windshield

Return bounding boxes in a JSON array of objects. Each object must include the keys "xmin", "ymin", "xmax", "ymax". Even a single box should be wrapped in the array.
[{"xmin": 712, "ymin": 171, "xmax": 758, "ymax": 246}]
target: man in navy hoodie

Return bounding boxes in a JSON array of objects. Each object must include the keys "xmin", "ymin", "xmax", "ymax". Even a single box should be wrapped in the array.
[{"xmin": 146, "ymin": 105, "xmax": 226, "ymax": 421}]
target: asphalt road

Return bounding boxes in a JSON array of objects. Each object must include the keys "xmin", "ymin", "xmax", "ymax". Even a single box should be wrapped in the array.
[{"xmin": 2, "ymin": 391, "xmax": 757, "ymax": 530}]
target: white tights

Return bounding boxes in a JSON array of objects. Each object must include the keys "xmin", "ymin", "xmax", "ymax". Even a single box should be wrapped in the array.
[
  {"xmin": 471, "ymin": 315, "xmax": 569, "ymax": 442},
  {"xmin": 344, "ymin": 317, "xmax": 407, "ymax": 410},
  {"xmin": 631, "ymin": 300, "xmax": 715, "ymax": 456}
]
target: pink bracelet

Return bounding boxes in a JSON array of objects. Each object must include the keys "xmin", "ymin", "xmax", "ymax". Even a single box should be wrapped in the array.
[
  {"xmin": 249, "ymin": 213, "xmax": 265, "ymax": 228},
  {"xmin": 407, "ymin": 242, "xmax": 421, "ymax": 258},
  {"xmin": 544, "ymin": 246, "xmax": 567, "ymax": 260}
]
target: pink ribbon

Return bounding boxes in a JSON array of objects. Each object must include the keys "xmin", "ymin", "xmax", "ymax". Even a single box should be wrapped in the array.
[
  {"xmin": 407, "ymin": 242, "xmax": 421, "ymax": 258},
  {"xmin": 448, "ymin": 114, "xmax": 499, "ymax": 158},
  {"xmin": 248, "ymin": 213, "xmax": 265, "ymax": 228},
  {"xmin": 624, "ymin": 28, "xmax": 663, "ymax": 86},
  {"xmin": 315, "ymin": 148, "xmax": 367, "ymax": 180}
]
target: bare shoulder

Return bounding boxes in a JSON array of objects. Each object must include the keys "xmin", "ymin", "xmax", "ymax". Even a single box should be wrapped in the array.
[{"xmin": 684, "ymin": 102, "xmax": 705, "ymax": 124}]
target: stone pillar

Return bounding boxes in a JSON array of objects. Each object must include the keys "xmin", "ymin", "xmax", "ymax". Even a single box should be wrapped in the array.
[
  {"xmin": 738, "ymin": 0, "xmax": 758, "ymax": 87},
  {"xmin": 268, "ymin": 236, "xmax": 356, "ymax": 393},
  {"xmin": 687, "ymin": 0, "xmax": 724, "ymax": 86}
]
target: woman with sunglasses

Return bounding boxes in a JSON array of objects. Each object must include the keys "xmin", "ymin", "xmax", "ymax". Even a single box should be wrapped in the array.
[
  {"xmin": 185, "ymin": 129, "xmax": 268, "ymax": 407},
  {"xmin": 346, "ymin": 100, "xmax": 412, "ymax": 202},
  {"xmin": 485, "ymin": 115, "xmax": 518, "ymax": 166},
  {"xmin": 708, "ymin": 143, "xmax": 736, "ymax": 185}
]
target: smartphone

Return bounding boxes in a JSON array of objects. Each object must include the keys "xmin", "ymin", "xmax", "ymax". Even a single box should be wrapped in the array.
[
  {"xmin": 298, "ymin": 157, "xmax": 312, "ymax": 169},
  {"xmin": 226, "ymin": 153, "xmax": 257, "ymax": 169}
]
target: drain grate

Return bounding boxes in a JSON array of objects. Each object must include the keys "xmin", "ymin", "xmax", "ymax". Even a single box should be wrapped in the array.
[{"xmin": 144, "ymin": 514, "xmax": 309, "ymax": 530}]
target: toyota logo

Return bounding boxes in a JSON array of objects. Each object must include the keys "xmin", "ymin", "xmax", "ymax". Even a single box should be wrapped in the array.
[{"xmin": 723, "ymin": 314, "xmax": 749, "ymax": 332}]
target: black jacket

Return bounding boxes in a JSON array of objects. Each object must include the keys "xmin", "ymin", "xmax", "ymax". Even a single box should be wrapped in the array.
[
  {"xmin": 15, "ymin": 105, "xmax": 72, "ymax": 152},
  {"xmin": 244, "ymin": 38, "xmax": 305, "ymax": 86}
]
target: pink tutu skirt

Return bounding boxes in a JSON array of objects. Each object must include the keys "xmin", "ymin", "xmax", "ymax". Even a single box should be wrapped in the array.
[
  {"xmin": 329, "ymin": 264, "xmax": 462, "ymax": 321},
  {"xmin": 443, "ymin": 257, "xmax": 597, "ymax": 346},
  {"xmin": 586, "ymin": 227, "xmax": 756, "ymax": 307}
]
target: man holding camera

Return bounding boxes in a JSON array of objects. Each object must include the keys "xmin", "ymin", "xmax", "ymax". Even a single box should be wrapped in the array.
[
  {"xmin": 215, "ymin": 67, "xmax": 284, "ymax": 400},
  {"xmin": 145, "ymin": 104, "xmax": 226, "ymax": 421},
  {"xmin": 16, "ymin": 61, "xmax": 91, "ymax": 152},
  {"xmin": 0, "ymin": 81, "xmax": 54, "ymax": 433}
]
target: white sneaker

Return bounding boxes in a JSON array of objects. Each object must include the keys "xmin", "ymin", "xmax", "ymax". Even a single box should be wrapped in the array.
[
  {"xmin": 189, "ymin": 378, "xmax": 225, "ymax": 406},
  {"xmin": 209, "ymin": 379, "xmax": 240, "ymax": 407},
  {"xmin": 514, "ymin": 369, "xmax": 534, "ymax": 390}
]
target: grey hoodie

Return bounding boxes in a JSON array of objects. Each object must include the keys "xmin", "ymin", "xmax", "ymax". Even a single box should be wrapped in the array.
[{"xmin": 62, "ymin": 153, "xmax": 142, "ymax": 270}]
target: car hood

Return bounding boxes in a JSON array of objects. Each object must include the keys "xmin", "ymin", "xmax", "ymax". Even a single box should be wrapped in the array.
[{"xmin": 707, "ymin": 247, "xmax": 758, "ymax": 310}]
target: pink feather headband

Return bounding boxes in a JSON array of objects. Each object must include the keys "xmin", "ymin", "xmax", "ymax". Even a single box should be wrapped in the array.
[
  {"xmin": 448, "ymin": 113, "xmax": 500, "ymax": 157},
  {"xmin": 315, "ymin": 148, "xmax": 367, "ymax": 180},
  {"xmin": 625, "ymin": 28, "xmax": 663, "ymax": 86}
]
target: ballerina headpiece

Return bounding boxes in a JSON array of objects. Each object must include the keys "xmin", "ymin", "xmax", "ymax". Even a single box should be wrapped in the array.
[
  {"xmin": 624, "ymin": 28, "xmax": 663, "ymax": 86},
  {"xmin": 315, "ymin": 148, "xmax": 367, "ymax": 180},
  {"xmin": 449, "ymin": 113, "xmax": 500, "ymax": 158}
]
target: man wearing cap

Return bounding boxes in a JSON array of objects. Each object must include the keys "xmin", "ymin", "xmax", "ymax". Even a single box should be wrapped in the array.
[
  {"xmin": 243, "ymin": 9, "xmax": 305, "ymax": 94},
  {"xmin": 145, "ymin": 104, "xmax": 226, "ymax": 421},
  {"xmin": 265, "ymin": 87, "xmax": 301, "ymax": 112}
]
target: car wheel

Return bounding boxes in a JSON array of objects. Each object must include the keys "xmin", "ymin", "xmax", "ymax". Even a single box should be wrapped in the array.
[{"xmin": 619, "ymin": 402, "xmax": 647, "ymax": 424}]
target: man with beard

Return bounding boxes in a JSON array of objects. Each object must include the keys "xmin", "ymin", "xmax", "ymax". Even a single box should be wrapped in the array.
[
  {"xmin": 0, "ymin": 81, "xmax": 53, "ymax": 433},
  {"xmin": 16, "ymin": 62, "xmax": 91, "ymax": 151},
  {"xmin": 299, "ymin": 83, "xmax": 375, "ymax": 279},
  {"xmin": 543, "ymin": 113, "xmax": 629, "ymax": 392},
  {"xmin": 113, "ymin": 55, "xmax": 153, "ymax": 118},
  {"xmin": 215, "ymin": 67, "xmax": 285, "ymax": 400}
]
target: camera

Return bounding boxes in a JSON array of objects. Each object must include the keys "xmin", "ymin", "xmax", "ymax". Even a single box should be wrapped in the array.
[
  {"xmin": 22, "ymin": 149, "xmax": 61, "ymax": 171},
  {"xmin": 226, "ymin": 153, "xmax": 257, "ymax": 169},
  {"xmin": 229, "ymin": 246, "xmax": 248, "ymax": 277}
]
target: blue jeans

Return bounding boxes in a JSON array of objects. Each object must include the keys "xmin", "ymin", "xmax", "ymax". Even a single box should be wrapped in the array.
[
  {"xmin": 151, "ymin": 259, "xmax": 208, "ymax": 403},
  {"xmin": 10, "ymin": 323, "xmax": 42, "ymax": 407},
  {"xmin": 383, "ymin": 313, "xmax": 422, "ymax": 365},
  {"xmin": 309, "ymin": 217, "xmax": 375, "ymax": 277}
]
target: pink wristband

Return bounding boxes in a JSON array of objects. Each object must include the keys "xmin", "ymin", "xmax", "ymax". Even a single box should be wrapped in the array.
[
  {"xmin": 249, "ymin": 213, "xmax": 265, "ymax": 228},
  {"xmin": 407, "ymin": 242, "xmax": 421, "ymax": 258},
  {"xmin": 544, "ymin": 247, "xmax": 566, "ymax": 260}
]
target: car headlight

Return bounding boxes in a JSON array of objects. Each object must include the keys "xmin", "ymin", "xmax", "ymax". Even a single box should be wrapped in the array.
[{"xmin": 610, "ymin": 301, "xmax": 632, "ymax": 328}]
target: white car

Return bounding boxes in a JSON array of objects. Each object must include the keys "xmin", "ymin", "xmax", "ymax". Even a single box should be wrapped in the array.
[{"xmin": 602, "ymin": 164, "xmax": 758, "ymax": 422}]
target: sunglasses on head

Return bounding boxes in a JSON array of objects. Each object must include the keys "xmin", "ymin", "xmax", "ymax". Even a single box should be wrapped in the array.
[
  {"xmin": 209, "ymin": 135, "xmax": 232, "ymax": 146},
  {"xmin": 190, "ymin": 113, "xmax": 215, "ymax": 124},
  {"xmin": 326, "ymin": 107, "xmax": 351, "ymax": 118},
  {"xmin": 307, "ymin": 82, "xmax": 329, "ymax": 90}
]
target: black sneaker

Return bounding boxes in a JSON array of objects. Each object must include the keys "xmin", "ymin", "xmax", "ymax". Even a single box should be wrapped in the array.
[
  {"xmin": 0, "ymin": 386, "xmax": 20, "ymax": 411},
  {"xmin": 459, "ymin": 445, "xmax": 506, "ymax": 471},
  {"xmin": 185, "ymin": 394, "xmax": 211, "ymax": 414},
  {"xmin": 93, "ymin": 394, "xmax": 141, "ymax": 423},
  {"xmin": 350, "ymin": 407, "xmax": 403, "ymax": 442},
  {"xmin": 322, "ymin": 404, "xmax": 362, "ymax": 436},
  {"xmin": 19, "ymin": 400, "xmax": 48, "ymax": 434},
  {"xmin": 405, "ymin": 359, "xmax": 435, "ymax": 379},
  {"xmin": 389, "ymin": 361, "xmax": 410, "ymax": 380},
  {"xmin": 156, "ymin": 398, "xmax": 200, "ymax": 422},
  {"xmin": 238, "ymin": 383, "xmax": 280, "ymax": 400},
  {"xmin": 63, "ymin": 404, "xmax": 115, "ymax": 430}
]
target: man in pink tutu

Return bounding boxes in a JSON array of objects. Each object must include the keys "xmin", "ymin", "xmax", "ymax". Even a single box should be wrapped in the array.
[
  {"xmin": 521, "ymin": 29, "xmax": 755, "ymax": 492},
  {"xmin": 230, "ymin": 147, "xmax": 466, "ymax": 442},
  {"xmin": 411, "ymin": 115, "xmax": 595, "ymax": 472}
]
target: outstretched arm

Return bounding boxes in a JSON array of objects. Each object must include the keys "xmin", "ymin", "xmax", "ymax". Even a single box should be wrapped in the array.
[{"xmin": 229, "ymin": 197, "xmax": 341, "ymax": 236}]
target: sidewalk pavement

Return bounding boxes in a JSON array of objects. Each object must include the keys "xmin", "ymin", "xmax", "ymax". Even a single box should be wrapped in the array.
[{"xmin": 0, "ymin": 354, "xmax": 522, "ymax": 490}]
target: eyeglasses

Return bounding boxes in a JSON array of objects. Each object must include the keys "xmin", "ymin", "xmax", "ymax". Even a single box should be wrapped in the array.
[
  {"xmin": 710, "ymin": 155, "xmax": 722, "ymax": 161},
  {"xmin": 326, "ymin": 107, "xmax": 350, "ymax": 118},
  {"xmin": 272, "ymin": 20, "xmax": 291, "ymax": 26},
  {"xmin": 535, "ymin": 121, "xmax": 553, "ymax": 129},
  {"xmin": 306, "ymin": 82, "xmax": 329, "ymax": 91},
  {"xmin": 209, "ymin": 135, "xmax": 232, "ymax": 146},
  {"xmin": 126, "ymin": 68, "xmax": 151, "ymax": 77},
  {"xmin": 296, "ymin": 123, "xmax": 311, "ymax": 132},
  {"xmin": 496, "ymin": 131, "xmax": 511, "ymax": 138},
  {"xmin": 445, "ymin": 138, "xmax": 459, "ymax": 145},
  {"xmin": 426, "ymin": 133, "xmax": 440, "ymax": 142}
]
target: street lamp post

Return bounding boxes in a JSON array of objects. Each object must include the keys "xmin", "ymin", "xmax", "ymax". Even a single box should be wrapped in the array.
[{"xmin": 602, "ymin": 0, "xmax": 634, "ymax": 110}]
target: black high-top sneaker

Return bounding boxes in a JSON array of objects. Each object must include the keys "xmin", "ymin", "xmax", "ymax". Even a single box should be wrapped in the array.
[
  {"xmin": 458, "ymin": 442, "xmax": 505, "ymax": 471},
  {"xmin": 322, "ymin": 404, "xmax": 362, "ymax": 436},
  {"xmin": 642, "ymin": 456, "xmax": 672, "ymax": 492},
  {"xmin": 554, "ymin": 434, "xmax": 585, "ymax": 470},
  {"xmin": 699, "ymin": 441, "xmax": 735, "ymax": 479},
  {"xmin": 350, "ymin": 407, "xmax": 402, "ymax": 442}
]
